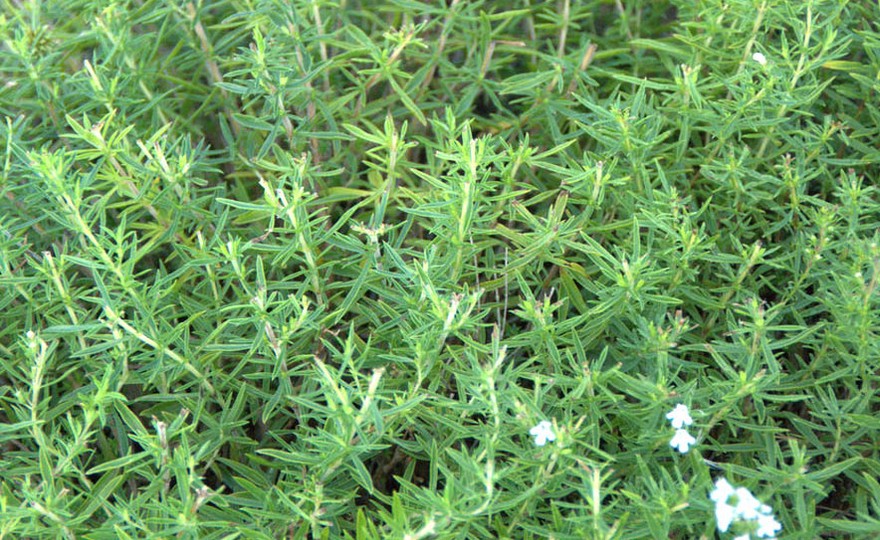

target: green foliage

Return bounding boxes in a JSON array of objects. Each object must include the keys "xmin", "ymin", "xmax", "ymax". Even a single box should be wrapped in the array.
[{"xmin": 1, "ymin": 0, "xmax": 879, "ymax": 538}]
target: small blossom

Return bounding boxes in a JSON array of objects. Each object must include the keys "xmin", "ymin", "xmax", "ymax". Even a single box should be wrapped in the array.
[
  {"xmin": 669, "ymin": 428, "xmax": 696, "ymax": 453},
  {"xmin": 755, "ymin": 512, "xmax": 783, "ymax": 538},
  {"xmin": 733, "ymin": 486, "xmax": 764, "ymax": 520},
  {"xmin": 711, "ymin": 477, "xmax": 736, "ymax": 503},
  {"xmin": 752, "ymin": 52, "xmax": 767, "ymax": 66},
  {"xmin": 666, "ymin": 404, "xmax": 693, "ymax": 429},
  {"xmin": 710, "ymin": 478, "xmax": 737, "ymax": 532},
  {"xmin": 529, "ymin": 420, "xmax": 556, "ymax": 447},
  {"xmin": 734, "ymin": 535, "xmax": 750, "ymax": 540},
  {"xmin": 715, "ymin": 501, "xmax": 736, "ymax": 533}
]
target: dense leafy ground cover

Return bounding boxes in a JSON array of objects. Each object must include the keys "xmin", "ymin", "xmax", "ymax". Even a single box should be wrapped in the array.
[{"xmin": 1, "ymin": 0, "xmax": 879, "ymax": 538}]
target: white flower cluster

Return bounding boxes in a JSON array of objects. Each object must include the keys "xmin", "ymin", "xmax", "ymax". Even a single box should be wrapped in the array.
[
  {"xmin": 666, "ymin": 404, "xmax": 696, "ymax": 453},
  {"xmin": 710, "ymin": 478, "xmax": 782, "ymax": 539}
]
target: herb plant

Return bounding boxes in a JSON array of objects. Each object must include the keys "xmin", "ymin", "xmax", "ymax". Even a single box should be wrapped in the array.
[{"xmin": 1, "ymin": 0, "xmax": 879, "ymax": 538}]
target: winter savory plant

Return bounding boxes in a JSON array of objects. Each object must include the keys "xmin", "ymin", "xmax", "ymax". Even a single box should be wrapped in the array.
[{"xmin": 1, "ymin": 0, "xmax": 878, "ymax": 538}]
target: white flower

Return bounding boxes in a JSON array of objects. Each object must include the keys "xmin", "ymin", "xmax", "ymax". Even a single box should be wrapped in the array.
[
  {"xmin": 710, "ymin": 478, "xmax": 737, "ymax": 532},
  {"xmin": 715, "ymin": 500, "xmax": 736, "ymax": 533},
  {"xmin": 734, "ymin": 535, "xmax": 750, "ymax": 540},
  {"xmin": 666, "ymin": 404, "xmax": 693, "ymax": 429},
  {"xmin": 733, "ymin": 487, "xmax": 764, "ymax": 520},
  {"xmin": 752, "ymin": 52, "xmax": 767, "ymax": 66},
  {"xmin": 529, "ymin": 420, "xmax": 556, "ymax": 447},
  {"xmin": 755, "ymin": 512, "xmax": 782, "ymax": 538},
  {"xmin": 669, "ymin": 429, "xmax": 696, "ymax": 453},
  {"xmin": 711, "ymin": 477, "xmax": 736, "ymax": 503}
]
